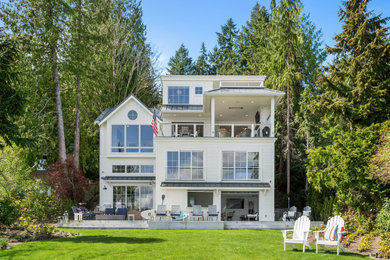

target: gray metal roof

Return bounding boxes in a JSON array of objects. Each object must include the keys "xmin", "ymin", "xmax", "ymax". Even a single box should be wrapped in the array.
[
  {"xmin": 94, "ymin": 94, "xmax": 162, "ymax": 124},
  {"xmin": 206, "ymin": 87, "xmax": 285, "ymax": 95},
  {"xmin": 102, "ymin": 176, "xmax": 156, "ymax": 181},
  {"xmin": 160, "ymin": 182, "xmax": 271, "ymax": 188}
]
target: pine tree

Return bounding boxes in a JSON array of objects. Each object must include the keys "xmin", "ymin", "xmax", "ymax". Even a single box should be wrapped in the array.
[
  {"xmin": 167, "ymin": 44, "xmax": 194, "ymax": 75},
  {"xmin": 213, "ymin": 18, "xmax": 240, "ymax": 75},
  {"xmin": 314, "ymin": 0, "xmax": 390, "ymax": 129},
  {"xmin": 193, "ymin": 42, "xmax": 211, "ymax": 75}
]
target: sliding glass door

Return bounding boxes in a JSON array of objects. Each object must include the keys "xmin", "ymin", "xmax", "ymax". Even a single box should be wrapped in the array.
[{"xmin": 113, "ymin": 185, "xmax": 153, "ymax": 211}]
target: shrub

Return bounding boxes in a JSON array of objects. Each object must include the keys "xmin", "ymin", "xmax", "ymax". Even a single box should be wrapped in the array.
[
  {"xmin": 0, "ymin": 238, "xmax": 8, "ymax": 249},
  {"xmin": 0, "ymin": 197, "xmax": 20, "ymax": 226},
  {"xmin": 379, "ymin": 233, "xmax": 390, "ymax": 258},
  {"xmin": 358, "ymin": 233, "xmax": 374, "ymax": 252},
  {"xmin": 342, "ymin": 231, "xmax": 358, "ymax": 247},
  {"xmin": 376, "ymin": 199, "xmax": 390, "ymax": 233},
  {"xmin": 18, "ymin": 216, "xmax": 56, "ymax": 240}
]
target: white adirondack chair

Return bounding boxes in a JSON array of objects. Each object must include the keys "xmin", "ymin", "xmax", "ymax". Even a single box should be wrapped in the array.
[
  {"xmin": 314, "ymin": 215, "xmax": 346, "ymax": 255},
  {"xmin": 282, "ymin": 215, "xmax": 312, "ymax": 252}
]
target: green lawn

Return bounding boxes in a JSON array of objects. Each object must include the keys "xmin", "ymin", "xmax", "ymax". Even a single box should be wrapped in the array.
[{"xmin": 0, "ymin": 229, "xmax": 366, "ymax": 259}]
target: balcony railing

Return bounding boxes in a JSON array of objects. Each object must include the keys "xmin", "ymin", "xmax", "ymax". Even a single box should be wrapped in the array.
[
  {"xmin": 162, "ymin": 104, "xmax": 203, "ymax": 111},
  {"xmin": 158, "ymin": 123, "xmax": 272, "ymax": 138}
]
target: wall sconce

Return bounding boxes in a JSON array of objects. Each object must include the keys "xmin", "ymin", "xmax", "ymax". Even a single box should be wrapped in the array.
[
  {"xmin": 161, "ymin": 194, "xmax": 165, "ymax": 205},
  {"xmin": 103, "ymin": 185, "xmax": 107, "ymax": 190}
]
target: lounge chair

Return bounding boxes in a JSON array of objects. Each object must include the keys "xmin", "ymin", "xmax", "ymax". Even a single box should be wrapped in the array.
[
  {"xmin": 302, "ymin": 206, "xmax": 311, "ymax": 218},
  {"xmin": 116, "ymin": 208, "xmax": 127, "ymax": 220},
  {"xmin": 71, "ymin": 206, "xmax": 83, "ymax": 221},
  {"xmin": 192, "ymin": 205, "xmax": 203, "ymax": 221},
  {"xmin": 286, "ymin": 206, "xmax": 298, "ymax": 221},
  {"xmin": 171, "ymin": 205, "xmax": 181, "ymax": 218},
  {"xmin": 207, "ymin": 205, "xmax": 219, "ymax": 221},
  {"xmin": 314, "ymin": 215, "xmax": 346, "ymax": 255},
  {"xmin": 79, "ymin": 206, "xmax": 96, "ymax": 218},
  {"xmin": 156, "ymin": 205, "xmax": 167, "ymax": 220},
  {"xmin": 282, "ymin": 215, "xmax": 312, "ymax": 252}
]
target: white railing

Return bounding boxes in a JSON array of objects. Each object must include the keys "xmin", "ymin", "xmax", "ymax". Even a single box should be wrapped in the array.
[{"xmin": 157, "ymin": 123, "xmax": 272, "ymax": 138}]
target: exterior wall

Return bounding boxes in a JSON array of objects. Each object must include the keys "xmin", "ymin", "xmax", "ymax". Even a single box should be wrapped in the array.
[
  {"xmin": 99, "ymin": 98, "xmax": 156, "ymax": 208},
  {"xmin": 162, "ymin": 80, "xmax": 213, "ymax": 105}
]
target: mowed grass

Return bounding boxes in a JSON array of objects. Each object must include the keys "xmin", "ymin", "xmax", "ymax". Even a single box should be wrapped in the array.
[{"xmin": 0, "ymin": 229, "xmax": 366, "ymax": 259}]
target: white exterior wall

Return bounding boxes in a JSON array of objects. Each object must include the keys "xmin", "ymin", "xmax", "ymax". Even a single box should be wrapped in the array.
[
  {"xmin": 154, "ymin": 137, "xmax": 275, "ymax": 221},
  {"xmin": 99, "ymin": 98, "xmax": 156, "ymax": 208}
]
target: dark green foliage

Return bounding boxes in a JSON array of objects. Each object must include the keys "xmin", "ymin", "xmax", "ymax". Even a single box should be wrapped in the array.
[
  {"xmin": 0, "ymin": 197, "xmax": 20, "ymax": 226},
  {"xmin": 376, "ymin": 199, "xmax": 390, "ymax": 233},
  {"xmin": 0, "ymin": 38, "xmax": 25, "ymax": 148},
  {"xmin": 193, "ymin": 43, "xmax": 212, "ymax": 75},
  {"xmin": 167, "ymin": 44, "xmax": 194, "ymax": 75},
  {"xmin": 314, "ymin": 0, "xmax": 390, "ymax": 129}
]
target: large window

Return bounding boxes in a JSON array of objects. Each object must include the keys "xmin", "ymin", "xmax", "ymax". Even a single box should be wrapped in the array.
[
  {"xmin": 113, "ymin": 185, "xmax": 153, "ymax": 211},
  {"xmin": 187, "ymin": 192, "xmax": 213, "ymax": 207},
  {"xmin": 112, "ymin": 164, "xmax": 154, "ymax": 174},
  {"xmin": 222, "ymin": 152, "xmax": 259, "ymax": 180},
  {"xmin": 111, "ymin": 125, "xmax": 153, "ymax": 153},
  {"xmin": 168, "ymin": 87, "xmax": 189, "ymax": 104},
  {"xmin": 167, "ymin": 151, "xmax": 203, "ymax": 180}
]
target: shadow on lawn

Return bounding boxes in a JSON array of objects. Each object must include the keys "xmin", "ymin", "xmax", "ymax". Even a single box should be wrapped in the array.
[{"xmin": 48, "ymin": 235, "xmax": 166, "ymax": 244}]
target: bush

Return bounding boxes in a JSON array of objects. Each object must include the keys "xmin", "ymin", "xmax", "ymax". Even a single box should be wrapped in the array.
[
  {"xmin": 358, "ymin": 233, "xmax": 374, "ymax": 252},
  {"xmin": 376, "ymin": 199, "xmax": 390, "ymax": 233},
  {"xmin": 0, "ymin": 238, "xmax": 8, "ymax": 249},
  {"xmin": 18, "ymin": 216, "xmax": 56, "ymax": 240},
  {"xmin": 342, "ymin": 231, "xmax": 358, "ymax": 247},
  {"xmin": 379, "ymin": 233, "xmax": 390, "ymax": 258},
  {"xmin": 0, "ymin": 197, "xmax": 20, "ymax": 226}
]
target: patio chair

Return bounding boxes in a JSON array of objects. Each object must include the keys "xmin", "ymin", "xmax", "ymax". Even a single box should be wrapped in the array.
[
  {"xmin": 207, "ymin": 205, "xmax": 219, "ymax": 221},
  {"xmin": 170, "ymin": 205, "xmax": 181, "ymax": 218},
  {"xmin": 192, "ymin": 205, "xmax": 203, "ymax": 221},
  {"xmin": 286, "ymin": 206, "xmax": 298, "ymax": 221},
  {"xmin": 302, "ymin": 206, "xmax": 311, "ymax": 218},
  {"xmin": 116, "ymin": 208, "xmax": 127, "ymax": 220},
  {"xmin": 314, "ymin": 215, "xmax": 346, "ymax": 255},
  {"xmin": 156, "ymin": 205, "xmax": 167, "ymax": 220},
  {"xmin": 71, "ymin": 206, "xmax": 83, "ymax": 221},
  {"xmin": 226, "ymin": 211, "xmax": 234, "ymax": 221},
  {"xmin": 79, "ymin": 206, "xmax": 96, "ymax": 218},
  {"xmin": 105, "ymin": 208, "xmax": 115, "ymax": 215},
  {"xmin": 282, "ymin": 215, "xmax": 312, "ymax": 252}
]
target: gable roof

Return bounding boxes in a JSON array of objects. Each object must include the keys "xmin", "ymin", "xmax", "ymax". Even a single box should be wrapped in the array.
[{"xmin": 94, "ymin": 94, "xmax": 162, "ymax": 126}]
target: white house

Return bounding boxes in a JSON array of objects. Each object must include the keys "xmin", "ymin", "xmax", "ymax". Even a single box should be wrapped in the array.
[{"xmin": 95, "ymin": 75, "xmax": 284, "ymax": 221}]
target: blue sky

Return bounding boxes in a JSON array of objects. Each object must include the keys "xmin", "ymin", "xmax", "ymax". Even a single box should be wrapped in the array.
[{"xmin": 142, "ymin": 0, "xmax": 390, "ymax": 72}]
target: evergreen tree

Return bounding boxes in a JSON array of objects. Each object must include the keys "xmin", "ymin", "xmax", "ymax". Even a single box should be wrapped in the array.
[
  {"xmin": 167, "ymin": 44, "xmax": 194, "ymax": 75},
  {"xmin": 213, "ymin": 18, "xmax": 240, "ymax": 75},
  {"xmin": 193, "ymin": 42, "xmax": 211, "ymax": 75},
  {"xmin": 313, "ymin": 0, "xmax": 390, "ymax": 129}
]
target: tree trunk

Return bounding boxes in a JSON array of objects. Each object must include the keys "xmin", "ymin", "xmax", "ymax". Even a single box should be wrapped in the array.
[
  {"xmin": 52, "ymin": 33, "xmax": 66, "ymax": 165},
  {"xmin": 286, "ymin": 81, "xmax": 291, "ymax": 196},
  {"xmin": 305, "ymin": 128, "xmax": 309, "ymax": 192}
]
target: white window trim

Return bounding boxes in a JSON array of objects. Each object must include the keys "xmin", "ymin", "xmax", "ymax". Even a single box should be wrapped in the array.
[
  {"xmin": 221, "ymin": 151, "xmax": 260, "ymax": 181},
  {"xmin": 166, "ymin": 150, "xmax": 205, "ymax": 181}
]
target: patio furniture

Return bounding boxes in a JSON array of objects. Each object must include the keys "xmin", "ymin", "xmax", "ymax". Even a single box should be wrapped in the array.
[
  {"xmin": 207, "ymin": 205, "xmax": 219, "ymax": 221},
  {"xmin": 105, "ymin": 208, "xmax": 115, "ymax": 215},
  {"xmin": 116, "ymin": 208, "xmax": 127, "ymax": 219},
  {"xmin": 79, "ymin": 206, "xmax": 96, "ymax": 218},
  {"xmin": 171, "ymin": 205, "xmax": 181, "ymax": 218},
  {"xmin": 192, "ymin": 205, "xmax": 203, "ymax": 221},
  {"xmin": 246, "ymin": 212, "xmax": 259, "ymax": 221},
  {"xmin": 314, "ymin": 215, "xmax": 346, "ymax": 255},
  {"xmin": 156, "ymin": 205, "xmax": 167, "ymax": 220},
  {"xmin": 226, "ymin": 211, "xmax": 234, "ymax": 221},
  {"xmin": 127, "ymin": 214, "xmax": 135, "ymax": 221},
  {"xmin": 285, "ymin": 206, "xmax": 298, "ymax": 221},
  {"xmin": 302, "ymin": 206, "xmax": 311, "ymax": 218},
  {"xmin": 140, "ymin": 209, "xmax": 156, "ymax": 220},
  {"xmin": 71, "ymin": 206, "xmax": 83, "ymax": 221},
  {"xmin": 282, "ymin": 215, "xmax": 312, "ymax": 253}
]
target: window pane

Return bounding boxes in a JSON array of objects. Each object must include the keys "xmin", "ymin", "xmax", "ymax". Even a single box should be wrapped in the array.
[
  {"xmin": 141, "ymin": 165, "xmax": 154, "ymax": 173},
  {"xmin": 223, "ymin": 152, "xmax": 234, "ymax": 167},
  {"xmin": 180, "ymin": 152, "xmax": 191, "ymax": 167},
  {"xmin": 113, "ymin": 186, "xmax": 125, "ymax": 208},
  {"xmin": 141, "ymin": 125, "xmax": 153, "ymax": 148},
  {"xmin": 126, "ymin": 125, "xmax": 139, "ymax": 148},
  {"xmin": 223, "ymin": 168, "xmax": 234, "ymax": 180},
  {"xmin": 140, "ymin": 186, "xmax": 153, "ymax": 210},
  {"xmin": 167, "ymin": 167, "xmax": 179, "ymax": 179},
  {"xmin": 112, "ymin": 125, "xmax": 124, "ymax": 149},
  {"xmin": 126, "ymin": 186, "xmax": 139, "ymax": 211},
  {"xmin": 192, "ymin": 152, "xmax": 203, "ymax": 167},
  {"xmin": 127, "ymin": 165, "xmax": 139, "ymax": 173},
  {"xmin": 167, "ymin": 152, "xmax": 178, "ymax": 167},
  {"xmin": 112, "ymin": 165, "xmax": 125, "ymax": 173},
  {"xmin": 248, "ymin": 152, "xmax": 259, "ymax": 167},
  {"xmin": 168, "ymin": 87, "xmax": 189, "ymax": 104},
  {"xmin": 235, "ymin": 168, "xmax": 247, "ymax": 180},
  {"xmin": 187, "ymin": 192, "xmax": 213, "ymax": 207},
  {"xmin": 192, "ymin": 168, "xmax": 203, "ymax": 180},
  {"xmin": 248, "ymin": 167, "xmax": 259, "ymax": 179},
  {"xmin": 235, "ymin": 152, "xmax": 246, "ymax": 168}
]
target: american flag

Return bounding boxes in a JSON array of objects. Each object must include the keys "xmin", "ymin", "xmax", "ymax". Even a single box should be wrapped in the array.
[{"xmin": 151, "ymin": 110, "xmax": 158, "ymax": 136}]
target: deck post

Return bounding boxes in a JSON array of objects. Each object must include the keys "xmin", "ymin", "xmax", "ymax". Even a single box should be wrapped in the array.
[
  {"xmin": 211, "ymin": 98, "xmax": 215, "ymax": 137},
  {"xmin": 271, "ymin": 97, "xmax": 275, "ymax": 137}
]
